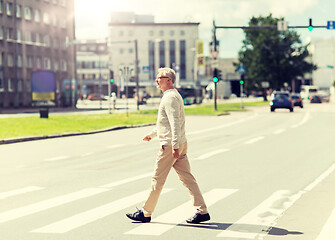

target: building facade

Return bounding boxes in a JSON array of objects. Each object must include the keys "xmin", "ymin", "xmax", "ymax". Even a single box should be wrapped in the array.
[
  {"xmin": 75, "ymin": 39, "xmax": 110, "ymax": 98},
  {"xmin": 108, "ymin": 12, "xmax": 199, "ymax": 97},
  {"xmin": 0, "ymin": 0, "xmax": 76, "ymax": 108}
]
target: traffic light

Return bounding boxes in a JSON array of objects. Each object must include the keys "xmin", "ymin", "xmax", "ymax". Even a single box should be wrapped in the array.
[
  {"xmin": 109, "ymin": 70, "xmax": 114, "ymax": 83},
  {"xmin": 308, "ymin": 18, "xmax": 313, "ymax": 31},
  {"xmin": 213, "ymin": 68, "xmax": 219, "ymax": 83},
  {"xmin": 240, "ymin": 74, "xmax": 245, "ymax": 85}
]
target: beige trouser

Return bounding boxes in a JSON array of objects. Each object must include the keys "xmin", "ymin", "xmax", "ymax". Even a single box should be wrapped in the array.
[{"xmin": 142, "ymin": 142, "xmax": 208, "ymax": 217}]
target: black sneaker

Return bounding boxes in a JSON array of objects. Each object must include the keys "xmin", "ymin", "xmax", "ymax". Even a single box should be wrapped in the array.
[
  {"xmin": 186, "ymin": 213, "xmax": 210, "ymax": 224},
  {"xmin": 126, "ymin": 208, "xmax": 151, "ymax": 223}
]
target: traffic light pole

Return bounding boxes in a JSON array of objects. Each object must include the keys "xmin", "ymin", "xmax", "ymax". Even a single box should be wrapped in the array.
[{"xmin": 214, "ymin": 82, "xmax": 217, "ymax": 111}]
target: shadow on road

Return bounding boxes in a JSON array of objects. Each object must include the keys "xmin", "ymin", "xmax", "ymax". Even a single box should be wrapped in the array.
[{"xmin": 146, "ymin": 221, "xmax": 303, "ymax": 236}]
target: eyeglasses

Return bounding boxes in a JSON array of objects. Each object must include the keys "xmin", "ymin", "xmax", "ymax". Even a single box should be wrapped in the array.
[{"xmin": 156, "ymin": 76, "xmax": 169, "ymax": 80}]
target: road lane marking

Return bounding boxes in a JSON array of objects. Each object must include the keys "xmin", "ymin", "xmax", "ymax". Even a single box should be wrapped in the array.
[
  {"xmin": 31, "ymin": 189, "xmax": 172, "ymax": 234},
  {"xmin": 217, "ymin": 190, "xmax": 300, "ymax": 238},
  {"xmin": 99, "ymin": 172, "xmax": 152, "ymax": 188},
  {"xmin": 304, "ymin": 162, "xmax": 335, "ymax": 192},
  {"xmin": 44, "ymin": 156, "xmax": 69, "ymax": 162},
  {"xmin": 0, "ymin": 186, "xmax": 44, "ymax": 200},
  {"xmin": 188, "ymin": 113, "xmax": 258, "ymax": 136},
  {"xmin": 244, "ymin": 136, "xmax": 264, "ymax": 144},
  {"xmin": 316, "ymin": 208, "xmax": 335, "ymax": 240},
  {"xmin": 291, "ymin": 110, "xmax": 310, "ymax": 128},
  {"xmin": 273, "ymin": 129, "xmax": 286, "ymax": 135},
  {"xmin": 0, "ymin": 188, "xmax": 108, "ymax": 223},
  {"xmin": 125, "ymin": 188, "xmax": 238, "ymax": 236},
  {"xmin": 194, "ymin": 149, "xmax": 229, "ymax": 160},
  {"xmin": 107, "ymin": 144, "xmax": 125, "ymax": 149}
]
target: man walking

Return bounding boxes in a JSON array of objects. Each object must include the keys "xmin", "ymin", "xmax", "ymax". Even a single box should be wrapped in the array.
[{"xmin": 126, "ymin": 67, "xmax": 210, "ymax": 224}]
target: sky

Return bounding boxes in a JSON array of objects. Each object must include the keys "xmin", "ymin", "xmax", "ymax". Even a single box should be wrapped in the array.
[{"xmin": 74, "ymin": 0, "xmax": 335, "ymax": 59}]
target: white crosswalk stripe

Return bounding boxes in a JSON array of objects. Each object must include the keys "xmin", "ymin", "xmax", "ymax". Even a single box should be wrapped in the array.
[
  {"xmin": 125, "ymin": 188, "xmax": 238, "ymax": 236},
  {"xmin": 0, "ymin": 188, "xmax": 108, "ymax": 224},
  {"xmin": 216, "ymin": 190, "xmax": 300, "ymax": 238},
  {"xmin": 316, "ymin": 208, "xmax": 335, "ymax": 240},
  {"xmin": 31, "ymin": 188, "xmax": 172, "ymax": 233},
  {"xmin": 0, "ymin": 186, "xmax": 44, "ymax": 200}
]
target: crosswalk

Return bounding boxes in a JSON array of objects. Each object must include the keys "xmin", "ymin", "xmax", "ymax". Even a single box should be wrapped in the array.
[{"xmin": 0, "ymin": 178, "xmax": 334, "ymax": 239}]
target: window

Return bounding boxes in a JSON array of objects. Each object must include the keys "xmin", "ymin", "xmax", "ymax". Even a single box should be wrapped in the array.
[
  {"xmin": 159, "ymin": 30, "xmax": 164, "ymax": 36},
  {"xmin": 119, "ymin": 48, "xmax": 124, "ymax": 54},
  {"xmin": 169, "ymin": 40, "xmax": 175, "ymax": 68},
  {"xmin": 25, "ymin": 7, "xmax": 32, "ymax": 20},
  {"xmin": 180, "ymin": 30, "xmax": 185, "ymax": 36},
  {"xmin": 53, "ymin": 0, "xmax": 58, "ymax": 4},
  {"xmin": 27, "ymin": 56, "xmax": 33, "ymax": 68},
  {"xmin": 60, "ymin": 0, "xmax": 66, "ymax": 6},
  {"xmin": 44, "ymin": 58, "xmax": 51, "ymax": 69},
  {"xmin": 36, "ymin": 57, "xmax": 41, "ymax": 68},
  {"xmin": 16, "ymin": 4, "xmax": 21, "ymax": 18},
  {"xmin": 148, "ymin": 40, "xmax": 155, "ymax": 79},
  {"xmin": 159, "ymin": 41, "xmax": 165, "ymax": 68},
  {"xmin": 8, "ymin": 79, "xmax": 13, "ymax": 92},
  {"xmin": 0, "ymin": 27, "xmax": 3, "ymax": 40},
  {"xmin": 0, "ymin": 71, "xmax": 4, "ymax": 90},
  {"xmin": 149, "ymin": 30, "xmax": 154, "ymax": 36},
  {"xmin": 43, "ymin": 12, "xmax": 49, "ymax": 24},
  {"xmin": 170, "ymin": 30, "xmax": 174, "ymax": 36},
  {"xmin": 180, "ymin": 40, "xmax": 186, "ymax": 79},
  {"xmin": 34, "ymin": 9, "xmax": 40, "ymax": 22},
  {"xmin": 7, "ymin": 28, "xmax": 13, "ymax": 40},
  {"xmin": 52, "ymin": 15, "xmax": 57, "ymax": 26},
  {"xmin": 129, "ymin": 48, "xmax": 133, "ymax": 54},
  {"xmin": 6, "ymin": 2, "xmax": 12, "ymax": 16},
  {"xmin": 0, "ymin": 52, "xmax": 3, "ymax": 66},
  {"xmin": 0, "ymin": 1, "xmax": 3, "ymax": 14},
  {"xmin": 17, "ymin": 29, "xmax": 22, "ymax": 41},
  {"xmin": 119, "ymin": 31, "xmax": 124, "ymax": 36},
  {"xmin": 17, "ymin": 55, "xmax": 22, "ymax": 67},
  {"xmin": 17, "ymin": 80, "xmax": 22, "ymax": 92}
]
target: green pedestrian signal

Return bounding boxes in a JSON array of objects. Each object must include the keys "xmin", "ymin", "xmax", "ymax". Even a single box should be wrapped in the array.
[
  {"xmin": 308, "ymin": 18, "xmax": 313, "ymax": 31},
  {"xmin": 213, "ymin": 68, "xmax": 219, "ymax": 83},
  {"xmin": 109, "ymin": 70, "xmax": 114, "ymax": 83},
  {"xmin": 213, "ymin": 77, "xmax": 218, "ymax": 83},
  {"xmin": 240, "ymin": 80, "xmax": 244, "ymax": 85}
]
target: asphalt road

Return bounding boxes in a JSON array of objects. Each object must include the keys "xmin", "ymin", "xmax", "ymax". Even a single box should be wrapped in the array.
[{"xmin": 0, "ymin": 101, "xmax": 335, "ymax": 240}]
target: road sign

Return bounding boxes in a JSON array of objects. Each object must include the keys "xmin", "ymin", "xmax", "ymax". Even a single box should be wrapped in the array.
[
  {"xmin": 327, "ymin": 21, "xmax": 335, "ymax": 29},
  {"xmin": 142, "ymin": 66, "xmax": 150, "ymax": 74},
  {"xmin": 237, "ymin": 65, "xmax": 245, "ymax": 75}
]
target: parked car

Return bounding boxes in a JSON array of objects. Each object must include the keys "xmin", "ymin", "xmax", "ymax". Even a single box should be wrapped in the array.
[
  {"xmin": 291, "ymin": 93, "xmax": 303, "ymax": 108},
  {"xmin": 310, "ymin": 95, "xmax": 322, "ymax": 103},
  {"xmin": 270, "ymin": 91, "xmax": 294, "ymax": 112}
]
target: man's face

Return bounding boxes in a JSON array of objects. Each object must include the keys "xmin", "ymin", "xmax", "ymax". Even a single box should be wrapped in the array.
[{"xmin": 155, "ymin": 74, "xmax": 170, "ymax": 91}]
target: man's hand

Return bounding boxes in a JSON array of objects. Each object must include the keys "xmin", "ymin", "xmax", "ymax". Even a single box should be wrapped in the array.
[
  {"xmin": 172, "ymin": 148, "xmax": 180, "ymax": 159},
  {"xmin": 143, "ymin": 135, "xmax": 152, "ymax": 142}
]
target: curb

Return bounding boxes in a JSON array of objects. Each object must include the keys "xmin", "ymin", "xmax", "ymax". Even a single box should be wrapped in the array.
[{"xmin": 0, "ymin": 123, "xmax": 155, "ymax": 145}]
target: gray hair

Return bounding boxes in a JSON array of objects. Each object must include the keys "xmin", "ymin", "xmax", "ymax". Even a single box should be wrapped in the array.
[{"xmin": 157, "ymin": 67, "xmax": 176, "ymax": 83}]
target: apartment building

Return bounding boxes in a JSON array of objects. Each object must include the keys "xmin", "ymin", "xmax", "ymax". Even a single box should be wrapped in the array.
[
  {"xmin": 108, "ymin": 12, "xmax": 199, "ymax": 97},
  {"xmin": 0, "ymin": 0, "xmax": 75, "ymax": 108}
]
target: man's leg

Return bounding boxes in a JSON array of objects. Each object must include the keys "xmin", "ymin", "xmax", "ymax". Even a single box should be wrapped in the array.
[
  {"xmin": 173, "ymin": 142, "xmax": 208, "ymax": 215},
  {"xmin": 142, "ymin": 145, "xmax": 176, "ymax": 217}
]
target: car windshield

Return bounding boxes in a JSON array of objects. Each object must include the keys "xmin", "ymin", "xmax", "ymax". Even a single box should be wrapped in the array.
[{"xmin": 274, "ymin": 93, "xmax": 289, "ymax": 99}]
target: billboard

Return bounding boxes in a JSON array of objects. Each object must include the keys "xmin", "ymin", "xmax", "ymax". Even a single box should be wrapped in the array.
[{"xmin": 31, "ymin": 70, "xmax": 56, "ymax": 106}]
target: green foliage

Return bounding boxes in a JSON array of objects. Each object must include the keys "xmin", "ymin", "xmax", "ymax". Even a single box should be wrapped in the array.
[{"xmin": 236, "ymin": 14, "xmax": 315, "ymax": 92}]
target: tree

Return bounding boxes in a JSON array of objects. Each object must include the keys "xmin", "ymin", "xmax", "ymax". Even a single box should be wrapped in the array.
[{"xmin": 237, "ymin": 14, "xmax": 315, "ymax": 94}]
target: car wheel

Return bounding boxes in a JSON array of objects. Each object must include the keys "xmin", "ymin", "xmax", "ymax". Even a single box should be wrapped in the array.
[
  {"xmin": 271, "ymin": 107, "xmax": 275, "ymax": 112},
  {"xmin": 300, "ymin": 105, "xmax": 303, "ymax": 108},
  {"xmin": 290, "ymin": 108, "xmax": 294, "ymax": 112}
]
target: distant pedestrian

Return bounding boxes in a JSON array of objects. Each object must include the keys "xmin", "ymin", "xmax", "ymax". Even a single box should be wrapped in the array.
[
  {"xmin": 111, "ymin": 92, "xmax": 117, "ymax": 110},
  {"xmin": 126, "ymin": 67, "xmax": 210, "ymax": 224}
]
